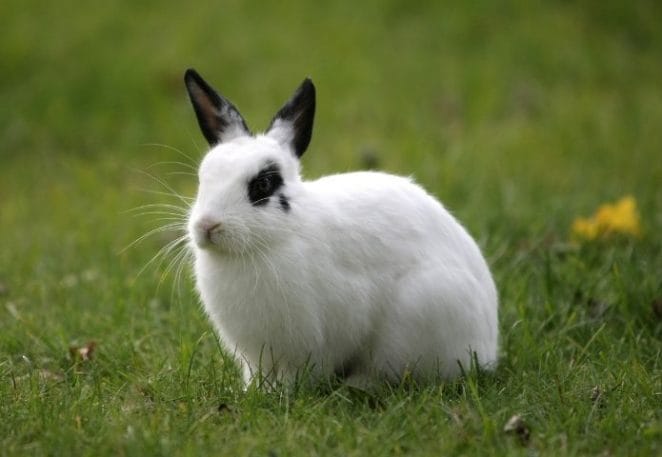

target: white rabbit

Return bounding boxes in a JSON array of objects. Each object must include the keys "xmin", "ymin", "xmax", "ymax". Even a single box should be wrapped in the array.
[{"xmin": 183, "ymin": 69, "xmax": 498, "ymax": 387}]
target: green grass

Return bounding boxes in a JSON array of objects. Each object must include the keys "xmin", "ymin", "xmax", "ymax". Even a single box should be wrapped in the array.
[{"xmin": 1, "ymin": 0, "xmax": 661, "ymax": 455}]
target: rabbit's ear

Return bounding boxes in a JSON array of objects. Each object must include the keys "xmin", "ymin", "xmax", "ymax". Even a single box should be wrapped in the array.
[
  {"xmin": 267, "ymin": 78, "xmax": 315, "ymax": 158},
  {"xmin": 184, "ymin": 69, "xmax": 251, "ymax": 145}
]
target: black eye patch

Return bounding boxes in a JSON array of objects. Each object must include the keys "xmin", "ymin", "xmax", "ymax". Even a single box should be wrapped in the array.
[{"xmin": 247, "ymin": 163, "xmax": 284, "ymax": 206}]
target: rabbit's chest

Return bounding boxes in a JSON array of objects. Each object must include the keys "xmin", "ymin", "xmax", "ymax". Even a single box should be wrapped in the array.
[
  {"xmin": 194, "ymin": 251, "xmax": 375, "ymax": 350},
  {"xmin": 195, "ymin": 254, "xmax": 324, "ymax": 337}
]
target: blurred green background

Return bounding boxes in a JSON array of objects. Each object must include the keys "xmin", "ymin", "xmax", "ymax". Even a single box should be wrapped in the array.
[
  {"xmin": 1, "ymin": 0, "xmax": 661, "ymax": 455},
  {"xmin": 2, "ymin": 0, "xmax": 661, "ymax": 236}
]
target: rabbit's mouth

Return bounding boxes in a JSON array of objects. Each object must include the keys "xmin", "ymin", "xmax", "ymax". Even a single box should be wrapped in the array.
[
  {"xmin": 193, "ymin": 234, "xmax": 244, "ymax": 256},
  {"xmin": 193, "ymin": 228, "xmax": 235, "ymax": 253}
]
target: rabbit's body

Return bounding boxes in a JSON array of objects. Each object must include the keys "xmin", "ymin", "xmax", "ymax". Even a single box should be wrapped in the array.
[{"xmin": 183, "ymin": 70, "xmax": 498, "ymax": 385}]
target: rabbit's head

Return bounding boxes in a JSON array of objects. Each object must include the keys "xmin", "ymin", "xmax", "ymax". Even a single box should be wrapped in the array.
[{"xmin": 184, "ymin": 69, "xmax": 315, "ymax": 255}]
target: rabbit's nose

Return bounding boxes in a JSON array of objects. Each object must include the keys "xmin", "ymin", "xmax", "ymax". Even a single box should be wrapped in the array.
[
  {"xmin": 196, "ymin": 218, "xmax": 223, "ymax": 242},
  {"xmin": 204, "ymin": 223, "xmax": 222, "ymax": 241}
]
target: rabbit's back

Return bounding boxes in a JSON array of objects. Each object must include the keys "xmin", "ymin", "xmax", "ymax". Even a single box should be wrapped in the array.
[{"xmin": 302, "ymin": 171, "xmax": 492, "ymax": 284}]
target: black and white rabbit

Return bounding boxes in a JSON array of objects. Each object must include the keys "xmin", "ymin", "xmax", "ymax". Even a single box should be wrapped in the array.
[{"xmin": 183, "ymin": 69, "xmax": 498, "ymax": 386}]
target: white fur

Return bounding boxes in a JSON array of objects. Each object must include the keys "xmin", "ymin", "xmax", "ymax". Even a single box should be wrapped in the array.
[{"xmin": 188, "ymin": 132, "xmax": 498, "ymax": 386}]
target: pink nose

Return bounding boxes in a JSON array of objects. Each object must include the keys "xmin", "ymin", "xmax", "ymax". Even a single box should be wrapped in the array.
[{"xmin": 196, "ymin": 218, "xmax": 222, "ymax": 241}]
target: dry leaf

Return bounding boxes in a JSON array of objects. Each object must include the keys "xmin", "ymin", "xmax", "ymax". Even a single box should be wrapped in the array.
[
  {"xmin": 590, "ymin": 385, "xmax": 607, "ymax": 409},
  {"xmin": 69, "ymin": 341, "xmax": 97, "ymax": 362},
  {"xmin": 590, "ymin": 385, "xmax": 602, "ymax": 402},
  {"xmin": 504, "ymin": 414, "xmax": 531, "ymax": 445}
]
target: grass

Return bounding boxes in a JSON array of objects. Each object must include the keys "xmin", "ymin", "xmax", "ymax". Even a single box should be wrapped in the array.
[{"xmin": 1, "ymin": 0, "xmax": 661, "ymax": 455}]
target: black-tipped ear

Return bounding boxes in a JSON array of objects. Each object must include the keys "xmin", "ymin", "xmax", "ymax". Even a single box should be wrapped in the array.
[
  {"xmin": 267, "ymin": 78, "xmax": 316, "ymax": 158},
  {"xmin": 184, "ymin": 69, "xmax": 251, "ymax": 146}
]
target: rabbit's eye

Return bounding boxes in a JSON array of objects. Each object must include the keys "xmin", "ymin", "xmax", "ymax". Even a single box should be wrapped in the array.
[
  {"xmin": 257, "ymin": 176, "xmax": 273, "ymax": 194},
  {"xmin": 248, "ymin": 163, "xmax": 284, "ymax": 206}
]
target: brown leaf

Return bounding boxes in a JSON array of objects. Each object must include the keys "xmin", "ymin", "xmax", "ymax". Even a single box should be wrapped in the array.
[
  {"xmin": 590, "ymin": 385, "xmax": 607, "ymax": 409},
  {"xmin": 591, "ymin": 385, "xmax": 602, "ymax": 402},
  {"xmin": 69, "ymin": 341, "xmax": 97, "ymax": 362},
  {"xmin": 504, "ymin": 414, "xmax": 531, "ymax": 445}
]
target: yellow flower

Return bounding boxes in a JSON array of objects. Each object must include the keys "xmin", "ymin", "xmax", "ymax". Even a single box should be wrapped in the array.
[
  {"xmin": 571, "ymin": 196, "xmax": 641, "ymax": 241},
  {"xmin": 571, "ymin": 217, "xmax": 599, "ymax": 240}
]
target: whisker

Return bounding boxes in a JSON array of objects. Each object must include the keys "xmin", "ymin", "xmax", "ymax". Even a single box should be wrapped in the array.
[
  {"xmin": 128, "ymin": 212, "xmax": 188, "ymax": 220},
  {"xmin": 171, "ymin": 247, "xmax": 193, "ymax": 301},
  {"xmin": 139, "ymin": 216, "xmax": 187, "ymax": 224},
  {"xmin": 135, "ymin": 188, "xmax": 194, "ymax": 202},
  {"xmin": 125, "ymin": 156, "xmax": 197, "ymax": 292},
  {"xmin": 135, "ymin": 235, "xmax": 189, "ymax": 280},
  {"xmin": 131, "ymin": 168, "xmax": 194, "ymax": 206},
  {"xmin": 159, "ymin": 244, "xmax": 190, "ymax": 292},
  {"xmin": 166, "ymin": 171, "xmax": 198, "ymax": 178},
  {"xmin": 251, "ymin": 196, "xmax": 271, "ymax": 206},
  {"xmin": 120, "ymin": 223, "xmax": 187, "ymax": 254},
  {"xmin": 140, "ymin": 143, "xmax": 198, "ymax": 166},
  {"xmin": 124, "ymin": 203, "xmax": 190, "ymax": 214},
  {"xmin": 145, "ymin": 160, "xmax": 198, "ymax": 173}
]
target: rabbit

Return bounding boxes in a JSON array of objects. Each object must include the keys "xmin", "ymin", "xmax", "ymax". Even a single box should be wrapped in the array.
[{"xmin": 183, "ymin": 68, "xmax": 498, "ymax": 387}]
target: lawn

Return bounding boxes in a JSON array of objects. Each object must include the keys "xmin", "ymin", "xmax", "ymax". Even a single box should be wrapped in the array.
[{"xmin": 1, "ymin": 0, "xmax": 661, "ymax": 455}]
